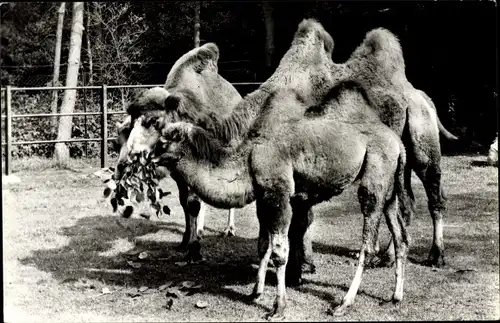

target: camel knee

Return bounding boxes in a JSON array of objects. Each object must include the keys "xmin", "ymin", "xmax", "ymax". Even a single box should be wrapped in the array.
[
  {"xmin": 270, "ymin": 234, "xmax": 289, "ymax": 267},
  {"xmin": 186, "ymin": 195, "xmax": 201, "ymax": 215}
]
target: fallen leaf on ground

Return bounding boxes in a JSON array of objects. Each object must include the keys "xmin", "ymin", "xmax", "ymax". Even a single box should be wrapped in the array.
[
  {"xmin": 158, "ymin": 282, "xmax": 174, "ymax": 291},
  {"xmin": 127, "ymin": 261, "xmax": 142, "ymax": 269},
  {"xmin": 166, "ymin": 287, "xmax": 183, "ymax": 298},
  {"xmin": 196, "ymin": 300, "xmax": 209, "ymax": 308},
  {"xmin": 181, "ymin": 281, "xmax": 195, "ymax": 289},
  {"xmin": 124, "ymin": 249, "xmax": 142, "ymax": 256},
  {"xmin": 126, "ymin": 291, "xmax": 141, "ymax": 298},
  {"xmin": 138, "ymin": 252, "xmax": 149, "ymax": 260},
  {"xmin": 175, "ymin": 261, "xmax": 188, "ymax": 267},
  {"xmin": 164, "ymin": 298, "xmax": 174, "ymax": 310},
  {"xmin": 101, "ymin": 287, "xmax": 111, "ymax": 294},
  {"xmin": 139, "ymin": 286, "xmax": 149, "ymax": 293}
]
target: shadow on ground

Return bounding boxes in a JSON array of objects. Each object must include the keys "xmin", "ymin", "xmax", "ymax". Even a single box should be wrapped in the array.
[
  {"xmin": 19, "ymin": 213, "xmax": 398, "ymax": 311},
  {"xmin": 19, "ymin": 214, "xmax": 276, "ymax": 310},
  {"xmin": 18, "ymin": 185, "xmax": 498, "ymax": 313}
]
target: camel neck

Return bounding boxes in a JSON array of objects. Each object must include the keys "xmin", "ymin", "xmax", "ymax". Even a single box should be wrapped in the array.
[{"xmin": 174, "ymin": 151, "xmax": 255, "ymax": 209}]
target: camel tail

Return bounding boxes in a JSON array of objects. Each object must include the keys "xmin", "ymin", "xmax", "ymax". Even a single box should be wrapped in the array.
[
  {"xmin": 437, "ymin": 116, "xmax": 459, "ymax": 141},
  {"xmin": 418, "ymin": 90, "xmax": 459, "ymax": 141},
  {"xmin": 395, "ymin": 143, "xmax": 415, "ymax": 228}
]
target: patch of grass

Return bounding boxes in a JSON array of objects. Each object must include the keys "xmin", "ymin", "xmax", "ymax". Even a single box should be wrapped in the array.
[
  {"xmin": 2, "ymin": 156, "xmax": 120, "ymax": 173},
  {"xmin": 2, "ymin": 156, "xmax": 499, "ymax": 321}
]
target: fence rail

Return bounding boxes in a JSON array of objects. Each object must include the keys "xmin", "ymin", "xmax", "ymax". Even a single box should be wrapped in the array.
[{"xmin": 1, "ymin": 82, "xmax": 262, "ymax": 175}]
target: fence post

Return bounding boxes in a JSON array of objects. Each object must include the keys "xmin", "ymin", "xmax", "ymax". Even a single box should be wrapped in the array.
[
  {"xmin": 5, "ymin": 86, "xmax": 12, "ymax": 175},
  {"xmin": 100, "ymin": 84, "xmax": 108, "ymax": 168}
]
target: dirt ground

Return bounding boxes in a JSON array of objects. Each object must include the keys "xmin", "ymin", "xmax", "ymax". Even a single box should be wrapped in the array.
[{"xmin": 2, "ymin": 155, "xmax": 499, "ymax": 322}]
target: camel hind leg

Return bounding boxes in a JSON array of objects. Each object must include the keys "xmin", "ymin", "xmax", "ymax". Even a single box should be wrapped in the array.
[
  {"xmin": 382, "ymin": 194, "xmax": 410, "ymax": 303},
  {"xmin": 286, "ymin": 192, "xmax": 315, "ymax": 286},
  {"xmin": 221, "ymin": 208, "xmax": 236, "ymax": 237},
  {"xmin": 375, "ymin": 164, "xmax": 414, "ymax": 268},
  {"xmin": 407, "ymin": 98, "xmax": 446, "ymax": 267},
  {"xmin": 249, "ymin": 200, "xmax": 272, "ymax": 302},
  {"xmin": 171, "ymin": 172, "xmax": 203, "ymax": 262},
  {"xmin": 331, "ymin": 155, "xmax": 389, "ymax": 316}
]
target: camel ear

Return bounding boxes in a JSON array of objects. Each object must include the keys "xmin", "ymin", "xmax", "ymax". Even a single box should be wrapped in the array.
[{"xmin": 164, "ymin": 95, "xmax": 181, "ymax": 111}]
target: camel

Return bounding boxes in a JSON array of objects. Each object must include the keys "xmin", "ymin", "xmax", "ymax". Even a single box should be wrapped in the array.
[
  {"xmin": 198, "ymin": 21, "xmax": 455, "ymax": 267},
  {"xmin": 125, "ymin": 19, "xmax": 341, "ymax": 272},
  {"xmin": 111, "ymin": 43, "xmax": 241, "ymax": 260},
  {"xmin": 126, "ymin": 19, "xmax": 455, "ymax": 269},
  {"xmin": 125, "ymin": 84, "xmax": 414, "ymax": 319},
  {"xmin": 326, "ymin": 27, "xmax": 455, "ymax": 267}
]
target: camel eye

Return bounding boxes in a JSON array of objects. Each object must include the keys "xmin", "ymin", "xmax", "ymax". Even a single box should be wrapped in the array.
[
  {"xmin": 142, "ymin": 116, "xmax": 158, "ymax": 128},
  {"xmin": 154, "ymin": 118, "xmax": 165, "ymax": 130}
]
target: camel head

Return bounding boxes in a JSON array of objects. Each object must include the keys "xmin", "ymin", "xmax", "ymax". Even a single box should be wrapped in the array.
[{"xmin": 125, "ymin": 117, "xmax": 194, "ymax": 167}]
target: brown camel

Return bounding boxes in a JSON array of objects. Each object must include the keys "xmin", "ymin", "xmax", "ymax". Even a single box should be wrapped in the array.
[
  {"xmin": 111, "ymin": 43, "xmax": 241, "ymax": 259},
  {"xmin": 125, "ymin": 84, "xmax": 414, "ymax": 319}
]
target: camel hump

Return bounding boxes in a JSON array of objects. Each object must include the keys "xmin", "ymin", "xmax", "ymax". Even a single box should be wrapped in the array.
[
  {"xmin": 166, "ymin": 42, "xmax": 221, "ymax": 86},
  {"xmin": 350, "ymin": 27, "xmax": 405, "ymax": 76},
  {"xmin": 363, "ymin": 28, "xmax": 401, "ymax": 53},
  {"xmin": 294, "ymin": 18, "xmax": 334, "ymax": 54},
  {"xmin": 195, "ymin": 43, "xmax": 220, "ymax": 65}
]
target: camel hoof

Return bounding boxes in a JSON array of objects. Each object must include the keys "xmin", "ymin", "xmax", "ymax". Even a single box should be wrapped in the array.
[
  {"xmin": 424, "ymin": 255, "xmax": 445, "ymax": 268},
  {"xmin": 285, "ymin": 275, "xmax": 303, "ymax": 287},
  {"xmin": 266, "ymin": 312, "xmax": 285, "ymax": 321},
  {"xmin": 302, "ymin": 262, "xmax": 316, "ymax": 274},
  {"xmin": 220, "ymin": 227, "xmax": 235, "ymax": 237},
  {"xmin": 366, "ymin": 255, "xmax": 394, "ymax": 268},
  {"xmin": 175, "ymin": 242, "xmax": 188, "ymax": 252},
  {"xmin": 265, "ymin": 300, "xmax": 286, "ymax": 321},
  {"xmin": 183, "ymin": 251, "xmax": 203, "ymax": 263},
  {"xmin": 379, "ymin": 297, "xmax": 401, "ymax": 307},
  {"xmin": 328, "ymin": 303, "xmax": 349, "ymax": 316},
  {"xmin": 245, "ymin": 292, "xmax": 262, "ymax": 304}
]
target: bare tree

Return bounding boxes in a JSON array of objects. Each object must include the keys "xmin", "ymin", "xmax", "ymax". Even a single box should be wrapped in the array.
[
  {"xmin": 194, "ymin": 2, "xmax": 201, "ymax": 48},
  {"xmin": 85, "ymin": 1, "xmax": 93, "ymax": 85},
  {"xmin": 262, "ymin": 1, "xmax": 274, "ymax": 71},
  {"xmin": 54, "ymin": 2, "xmax": 84, "ymax": 166},
  {"xmin": 89, "ymin": 3, "xmax": 149, "ymax": 107},
  {"xmin": 50, "ymin": 2, "xmax": 65, "ymax": 129}
]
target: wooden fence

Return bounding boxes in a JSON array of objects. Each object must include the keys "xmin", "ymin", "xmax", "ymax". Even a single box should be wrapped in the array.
[{"xmin": 1, "ymin": 83, "xmax": 261, "ymax": 175}]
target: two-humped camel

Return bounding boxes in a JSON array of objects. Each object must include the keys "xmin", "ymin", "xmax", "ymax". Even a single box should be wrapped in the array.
[
  {"xmin": 126, "ymin": 19, "xmax": 455, "ymax": 269},
  {"xmin": 125, "ymin": 19, "xmax": 341, "ymax": 269},
  {"xmin": 111, "ymin": 43, "xmax": 242, "ymax": 259},
  {"xmin": 126, "ymin": 80, "xmax": 414, "ymax": 318}
]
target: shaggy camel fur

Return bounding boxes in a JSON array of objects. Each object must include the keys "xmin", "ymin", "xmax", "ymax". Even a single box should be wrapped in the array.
[
  {"xmin": 126, "ymin": 84, "xmax": 414, "ymax": 319},
  {"xmin": 195, "ymin": 20, "xmax": 453, "ymax": 267},
  {"xmin": 112, "ymin": 43, "xmax": 241, "ymax": 259},
  {"xmin": 325, "ymin": 27, "xmax": 455, "ymax": 266},
  {"xmin": 127, "ymin": 19, "xmax": 341, "ymax": 273},
  {"xmin": 126, "ymin": 19, "xmax": 454, "ymax": 269}
]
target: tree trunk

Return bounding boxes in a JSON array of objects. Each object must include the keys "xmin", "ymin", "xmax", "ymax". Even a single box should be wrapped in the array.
[
  {"xmin": 85, "ymin": 1, "xmax": 93, "ymax": 85},
  {"xmin": 262, "ymin": 1, "xmax": 274, "ymax": 74},
  {"xmin": 194, "ymin": 2, "xmax": 201, "ymax": 48},
  {"xmin": 50, "ymin": 2, "xmax": 66, "ymax": 129},
  {"xmin": 54, "ymin": 2, "xmax": 84, "ymax": 166}
]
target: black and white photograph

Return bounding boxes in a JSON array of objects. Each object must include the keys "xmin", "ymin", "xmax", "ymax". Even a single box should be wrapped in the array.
[{"xmin": 1, "ymin": 0, "xmax": 498, "ymax": 321}]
